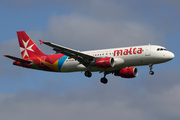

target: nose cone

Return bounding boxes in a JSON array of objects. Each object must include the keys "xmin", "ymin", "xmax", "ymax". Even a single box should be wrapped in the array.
[
  {"xmin": 166, "ymin": 52, "xmax": 175, "ymax": 60},
  {"xmin": 169, "ymin": 52, "xmax": 175, "ymax": 60}
]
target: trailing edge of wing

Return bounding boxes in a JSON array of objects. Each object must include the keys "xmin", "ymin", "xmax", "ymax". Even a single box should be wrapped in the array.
[
  {"xmin": 42, "ymin": 41, "xmax": 94, "ymax": 62},
  {"xmin": 4, "ymin": 55, "xmax": 32, "ymax": 64}
]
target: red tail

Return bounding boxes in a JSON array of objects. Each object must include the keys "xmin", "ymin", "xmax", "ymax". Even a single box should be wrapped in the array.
[{"xmin": 17, "ymin": 31, "xmax": 45, "ymax": 60}]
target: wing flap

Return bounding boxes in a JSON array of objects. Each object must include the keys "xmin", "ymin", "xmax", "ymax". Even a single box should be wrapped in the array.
[{"xmin": 4, "ymin": 55, "xmax": 32, "ymax": 64}]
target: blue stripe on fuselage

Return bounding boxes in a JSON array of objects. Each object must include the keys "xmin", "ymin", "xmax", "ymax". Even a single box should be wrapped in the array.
[{"xmin": 58, "ymin": 55, "xmax": 68, "ymax": 71}]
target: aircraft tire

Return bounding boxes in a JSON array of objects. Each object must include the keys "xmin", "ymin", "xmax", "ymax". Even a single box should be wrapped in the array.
[
  {"xmin": 100, "ymin": 77, "xmax": 108, "ymax": 84},
  {"xmin": 149, "ymin": 71, "xmax": 154, "ymax": 75},
  {"xmin": 85, "ymin": 71, "xmax": 92, "ymax": 77}
]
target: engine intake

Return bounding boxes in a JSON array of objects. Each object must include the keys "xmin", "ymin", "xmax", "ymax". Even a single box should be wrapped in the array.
[
  {"xmin": 95, "ymin": 57, "xmax": 115, "ymax": 68},
  {"xmin": 114, "ymin": 67, "xmax": 138, "ymax": 78}
]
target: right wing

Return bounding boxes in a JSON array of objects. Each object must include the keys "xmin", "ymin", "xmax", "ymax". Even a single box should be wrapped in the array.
[{"xmin": 4, "ymin": 55, "xmax": 32, "ymax": 64}]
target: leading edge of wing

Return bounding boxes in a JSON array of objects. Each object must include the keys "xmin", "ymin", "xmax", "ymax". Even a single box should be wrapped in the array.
[
  {"xmin": 41, "ymin": 41, "xmax": 94, "ymax": 62},
  {"xmin": 4, "ymin": 55, "xmax": 32, "ymax": 64}
]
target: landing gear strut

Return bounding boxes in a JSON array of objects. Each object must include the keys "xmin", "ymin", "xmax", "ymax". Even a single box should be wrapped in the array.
[
  {"xmin": 84, "ymin": 71, "xmax": 92, "ymax": 77},
  {"xmin": 100, "ymin": 72, "xmax": 108, "ymax": 84},
  {"xmin": 149, "ymin": 64, "xmax": 154, "ymax": 75}
]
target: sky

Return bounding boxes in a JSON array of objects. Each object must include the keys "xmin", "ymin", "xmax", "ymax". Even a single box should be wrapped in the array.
[{"xmin": 0, "ymin": 0, "xmax": 180, "ymax": 120}]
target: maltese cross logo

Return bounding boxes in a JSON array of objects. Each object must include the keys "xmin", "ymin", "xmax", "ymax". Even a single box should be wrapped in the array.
[{"xmin": 20, "ymin": 39, "xmax": 34, "ymax": 58}]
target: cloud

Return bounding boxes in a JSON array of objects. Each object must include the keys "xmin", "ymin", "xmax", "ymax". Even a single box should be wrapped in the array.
[
  {"xmin": 0, "ymin": 39, "xmax": 24, "ymax": 77},
  {"xmin": 0, "ymin": 67, "xmax": 180, "ymax": 120},
  {"xmin": 2, "ymin": 0, "xmax": 180, "ymax": 37},
  {"xmin": 46, "ymin": 14, "xmax": 164, "ymax": 50}
]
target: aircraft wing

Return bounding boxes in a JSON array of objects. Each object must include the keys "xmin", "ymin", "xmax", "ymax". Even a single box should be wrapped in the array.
[
  {"xmin": 4, "ymin": 55, "xmax": 32, "ymax": 64},
  {"xmin": 40, "ymin": 40, "xmax": 94, "ymax": 64}
]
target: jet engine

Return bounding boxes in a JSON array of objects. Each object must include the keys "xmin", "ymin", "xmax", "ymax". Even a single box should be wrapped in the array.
[
  {"xmin": 114, "ymin": 67, "xmax": 138, "ymax": 78},
  {"xmin": 95, "ymin": 57, "xmax": 115, "ymax": 68}
]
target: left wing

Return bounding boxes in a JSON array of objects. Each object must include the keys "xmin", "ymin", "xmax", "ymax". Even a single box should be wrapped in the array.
[{"xmin": 40, "ymin": 40, "xmax": 94, "ymax": 64}]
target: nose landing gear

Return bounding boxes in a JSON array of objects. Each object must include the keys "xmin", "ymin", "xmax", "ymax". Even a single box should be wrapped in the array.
[
  {"xmin": 149, "ymin": 71, "xmax": 154, "ymax": 75},
  {"xmin": 149, "ymin": 64, "xmax": 154, "ymax": 75}
]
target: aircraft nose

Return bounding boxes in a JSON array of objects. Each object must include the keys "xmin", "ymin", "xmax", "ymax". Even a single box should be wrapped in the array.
[{"xmin": 168, "ymin": 52, "xmax": 175, "ymax": 60}]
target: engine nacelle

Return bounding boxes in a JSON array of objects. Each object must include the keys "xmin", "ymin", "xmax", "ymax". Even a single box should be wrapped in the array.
[
  {"xmin": 95, "ymin": 57, "xmax": 115, "ymax": 68},
  {"xmin": 114, "ymin": 67, "xmax": 138, "ymax": 78}
]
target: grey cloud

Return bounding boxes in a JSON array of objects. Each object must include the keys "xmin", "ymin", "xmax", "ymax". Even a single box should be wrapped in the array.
[
  {"xmin": 46, "ymin": 14, "xmax": 164, "ymax": 50},
  {"xmin": 0, "ymin": 67, "xmax": 180, "ymax": 120},
  {"xmin": 0, "ymin": 39, "xmax": 24, "ymax": 77},
  {"xmin": 0, "ymin": 92, "xmax": 140, "ymax": 120},
  {"xmin": 2, "ymin": 0, "xmax": 180, "ymax": 34},
  {"xmin": 0, "ymin": 39, "xmax": 20, "ymax": 57},
  {"xmin": 139, "ymin": 69, "xmax": 180, "ymax": 94}
]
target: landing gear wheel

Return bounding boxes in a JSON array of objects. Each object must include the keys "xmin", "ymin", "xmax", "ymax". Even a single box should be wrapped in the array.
[
  {"xmin": 100, "ymin": 77, "xmax": 108, "ymax": 84},
  {"xmin": 149, "ymin": 71, "xmax": 154, "ymax": 75},
  {"xmin": 84, "ymin": 71, "xmax": 92, "ymax": 78}
]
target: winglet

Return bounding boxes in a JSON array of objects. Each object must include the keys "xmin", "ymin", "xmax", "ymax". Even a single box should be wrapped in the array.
[{"xmin": 39, "ymin": 40, "xmax": 44, "ymax": 45}]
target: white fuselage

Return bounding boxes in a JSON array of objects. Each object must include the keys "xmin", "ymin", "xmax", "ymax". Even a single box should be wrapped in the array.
[{"xmin": 60, "ymin": 45, "xmax": 174, "ymax": 72}]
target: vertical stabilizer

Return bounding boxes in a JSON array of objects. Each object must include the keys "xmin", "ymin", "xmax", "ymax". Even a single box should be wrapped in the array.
[{"xmin": 17, "ymin": 31, "xmax": 45, "ymax": 60}]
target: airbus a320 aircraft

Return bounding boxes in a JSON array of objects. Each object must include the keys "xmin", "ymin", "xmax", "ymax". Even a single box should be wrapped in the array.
[{"xmin": 4, "ymin": 31, "xmax": 174, "ymax": 84}]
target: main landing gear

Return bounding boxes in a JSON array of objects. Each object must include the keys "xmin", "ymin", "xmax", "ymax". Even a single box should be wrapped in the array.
[
  {"xmin": 149, "ymin": 64, "xmax": 154, "ymax": 75},
  {"xmin": 84, "ymin": 71, "xmax": 108, "ymax": 84},
  {"xmin": 100, "ymin": 77, "xmax": 108, "ymax": 84},
  {"xmin": 100, "ymin": 72, "xmax": 108, "ymax": 84},
  {"xmin": 84, "ymin": 71, "xmax": 92, "ymax": 78}
]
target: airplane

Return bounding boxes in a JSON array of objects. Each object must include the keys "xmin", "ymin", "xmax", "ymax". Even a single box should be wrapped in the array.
[{"xmin": 4, "ymin": 31, "xmax": 174, "ymax": 84}]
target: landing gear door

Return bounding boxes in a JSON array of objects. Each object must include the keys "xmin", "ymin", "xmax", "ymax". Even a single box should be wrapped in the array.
[
  {"xmin": 40, "ymin": 56, "xmax": 46, "ymax": 66},
  {"xmin": 145, "ymin": 45, "xmax": 151, "ymax": 56}
]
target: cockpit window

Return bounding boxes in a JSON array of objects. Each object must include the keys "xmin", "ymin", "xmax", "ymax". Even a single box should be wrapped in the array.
[{"xmin": 157, "ymin": 48, "xmax": 167, "ymax": 51}]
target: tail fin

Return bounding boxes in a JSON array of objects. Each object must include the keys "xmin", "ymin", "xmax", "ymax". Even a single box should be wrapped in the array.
[{"xmin": 17, "ymin": 31, "xmax": 45, "ymax": 60}]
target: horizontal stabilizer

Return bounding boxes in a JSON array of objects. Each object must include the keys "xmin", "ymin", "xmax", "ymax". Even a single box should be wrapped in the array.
[{"xmin": 4, "ymin": 55, "xmax": 32, "ymax": 64}]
